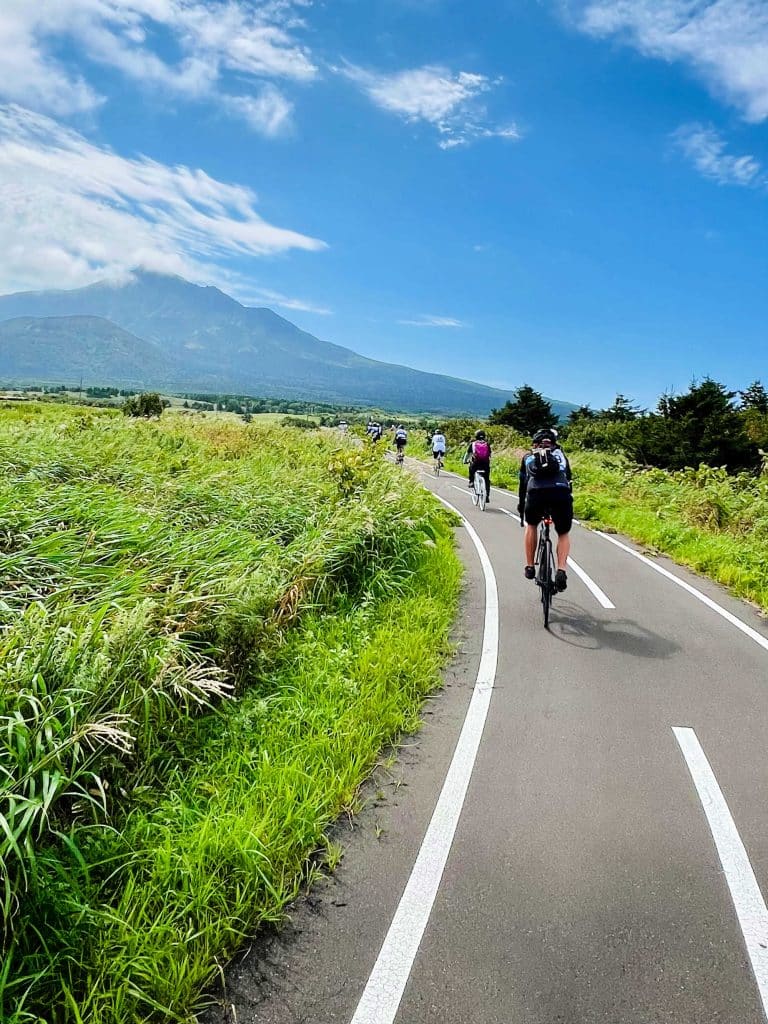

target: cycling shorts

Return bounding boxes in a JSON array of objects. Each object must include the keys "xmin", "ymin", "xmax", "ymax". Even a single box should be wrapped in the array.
[
  {"xmin": 395, "ymin": 438, "xmax": 406, "ymax": 449},
  {"xmin": 432, "ymin": 449, "xmax": 445, "ymax": 459},
  {"xmin": 524, "ymin": 487, "xmax": 573, "ymax": 534}
]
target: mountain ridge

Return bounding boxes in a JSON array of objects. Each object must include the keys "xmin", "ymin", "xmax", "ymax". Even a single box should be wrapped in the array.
[{"xmin": 0, "ymin": 271, "xmax": 576, "ymax": 417}]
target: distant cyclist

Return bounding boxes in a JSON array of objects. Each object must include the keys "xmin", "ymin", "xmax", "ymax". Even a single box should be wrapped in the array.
[
  {"xmin": 464, "ymin": 429, "xmax": 491, "ymax": 502},
  {"xmin": 518, "ymin": 428, "xmax": 572, "ymax": 591},
  {"xmin": 431, "ymin": 428, "xmax": 447, "ymax": 463},
  {"xmin": 394, "ymin": 424, "xmax": 408, "ymax": 456}
]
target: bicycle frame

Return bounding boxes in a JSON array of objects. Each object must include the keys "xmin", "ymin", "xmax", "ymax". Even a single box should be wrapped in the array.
[
  {"xmin": 472, "ymin": 468, "xmax": 488, "ymax": 510},
  {"xmin": 535, "ymin": 515, "xmax": 557, "ymax": 627}
]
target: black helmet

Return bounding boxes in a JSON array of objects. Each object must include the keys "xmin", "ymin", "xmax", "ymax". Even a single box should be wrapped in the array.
[
  {"xmin": 532, "ymin": 428, "xmax": 556, "ymax": 445},
  {"xmin": 475, "ymin": 429, "xmax": 486, "ymax": 440}
]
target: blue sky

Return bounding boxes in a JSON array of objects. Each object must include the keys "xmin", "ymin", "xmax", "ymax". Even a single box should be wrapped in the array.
[{"xmin": 0, "ymin": 0, "xmax": 766, "ymax": 408}]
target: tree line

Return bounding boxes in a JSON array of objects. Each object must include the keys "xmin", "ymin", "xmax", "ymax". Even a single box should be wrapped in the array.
[{"xmin": 490, "ymin": 380, "xmax": 768, "ymax": 472}]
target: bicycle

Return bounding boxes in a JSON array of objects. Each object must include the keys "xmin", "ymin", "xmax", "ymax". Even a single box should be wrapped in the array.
[
  {"xmin": 535, "ymin": 513, "xmax": 558, "ymax": 628},
  {"xmin": 470, "ymin": 469, "xmax": 488, "ymax": 511},
  {"xmin": 395, "ymin": 447, "xmax": 405, "ymax": 466},
  {"xmin": 433, "ymin": 452, "xmax": 444, "ymax": 476}
]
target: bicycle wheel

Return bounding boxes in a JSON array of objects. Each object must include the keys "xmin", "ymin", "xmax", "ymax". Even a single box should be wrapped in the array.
[
  {"xmin": 540, "ymin": 541, "xmax": 553, "ymax": 627},
  {"xmin": 433, "ymin": 457, "xmax": 440, "ymax": 476},
  {"xmin": 478, "ymin": 476, "xmax": 487, "ymax": 511},
  {"xmin": 470, "ymin": 477, "xmax": 479, "ymax": 506}
]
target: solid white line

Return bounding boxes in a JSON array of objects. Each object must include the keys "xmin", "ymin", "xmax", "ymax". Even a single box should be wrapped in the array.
[
  {"xmin": 349, "ymin": 495, "xmax": 499, "ymax": 1024},
  {"xmin": 596, "ymin": 531, "xmax": 768, "ymax": 654},
  {"xmin": 499, "ymin": 509, "xmax": 615, "ymax": 609},
  {"xmin": 673, "ymin": 727, "xmax": 768, "ymax": 1019}
]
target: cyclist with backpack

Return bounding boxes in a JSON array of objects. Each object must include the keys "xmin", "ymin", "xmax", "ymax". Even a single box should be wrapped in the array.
[
  {"xmin": 394, "ymin": 425, "xmax": 408, "ymax": 458},
  {"xmin": 464, "ymin": 429, "xmax": 491, "ymax": 502},
  {"xmin": 518, "ymin": 428, "xmax": 572, "ymax": 591}
]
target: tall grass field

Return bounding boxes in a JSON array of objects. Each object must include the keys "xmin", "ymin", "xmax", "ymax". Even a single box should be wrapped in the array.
[{"xmin": 0, "ymin": 405, "xmax": 461, "ymax": 1022}]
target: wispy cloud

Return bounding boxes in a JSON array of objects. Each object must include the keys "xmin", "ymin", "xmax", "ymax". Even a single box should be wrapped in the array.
[
  {"xmin": 223, "ymin": 86, "xmax": 295, "ymax": 137},
  {"xmin": 0, "ymin": 104, "xmax": 327, "ymax": 296},
  {"xmin": 0, "ymin": 1, "xmax": 316, "ymax": 131},
  {"xmin": 673, "ymin": 123, "xmax": 763, "ymax": 186},
  {"xmin": 339, "ymin": 63, "xmax": 520, "ymax": 148},
  {"xmin": 573, "ymin": 0, "xmax": 768, "ymax": 122},
  {"xmin": 398, "ymin": 314, "xmax": 467, "ymax": 327},
  {"xmin": 246, "ymin": 286, "xmax": 332, "ymax": 315}
]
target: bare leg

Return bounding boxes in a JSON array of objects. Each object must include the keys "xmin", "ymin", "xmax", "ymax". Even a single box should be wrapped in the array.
[
  {"xmin": 556, "ymin": 531, "xmax": 571, "ymax": 571},
  {"xmin": 524, "ymin": 523, "xmax": 537, "ymax": 566}
]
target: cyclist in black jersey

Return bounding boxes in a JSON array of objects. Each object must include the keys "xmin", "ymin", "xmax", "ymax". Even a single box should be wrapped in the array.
[{"xmin": 518, "ymin": 428, "xmax": 573, "ymax": 591}]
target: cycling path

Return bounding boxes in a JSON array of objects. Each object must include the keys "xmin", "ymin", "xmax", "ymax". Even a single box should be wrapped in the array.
[{"xmin": 205, "ymin": 459, "xmax": 768, "ymax": 1024}]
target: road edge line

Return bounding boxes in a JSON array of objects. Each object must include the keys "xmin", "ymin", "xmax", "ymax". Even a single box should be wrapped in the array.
[
  {"xmin": 596, "ymin": 531, "xmax": 768, "ymax": 653},
  {"xmin": 673, "ymin": 727, "xmax": 768, "ymax": 1018},
  {"xmin": 349, "ymin": 495, "xmax": 499, "ymax": 1024}
]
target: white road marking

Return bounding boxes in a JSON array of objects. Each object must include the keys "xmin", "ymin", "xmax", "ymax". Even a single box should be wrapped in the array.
[
  {"xmin": 565, "ymin": 557, "xmax": 615, "ymax": 609},
  {"xmin": 673, "ymin": 727, "xmax": 768, "ymax": 1019},
  {"xmin": 596, "ymin": 531, "xmax": 768, "ymax": 654},
  {"xmin": 498, "ymin": 509, "xmax": 615, "ymax": 610},
  {"xmin": 349, "ymin": 496, "xmax": 499, "ymax": 1024}
]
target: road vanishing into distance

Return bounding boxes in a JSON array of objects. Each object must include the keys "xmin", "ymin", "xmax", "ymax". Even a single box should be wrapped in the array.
[{"xmin": 206, "ymin": 456, "xmax": 768, "ymax": 1024}]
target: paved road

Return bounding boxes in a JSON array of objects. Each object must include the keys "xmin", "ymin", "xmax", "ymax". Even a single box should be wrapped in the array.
[{"xmin": 206, "ymin": 459, "xmax": 768, "ymax": 1024}]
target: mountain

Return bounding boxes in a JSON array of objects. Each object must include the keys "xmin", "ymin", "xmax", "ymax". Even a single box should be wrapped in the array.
[
  {"xmin": 0, "ymin": 271, "xmax": 576, "ymax": 417},
  {"xmin": 0, "ymin": 316, "xmax": 177, "ymax": 383}
]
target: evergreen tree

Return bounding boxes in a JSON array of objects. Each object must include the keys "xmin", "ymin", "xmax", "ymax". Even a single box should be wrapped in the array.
[
  {"xmin": 602, "ymin": 394, "xmax": 642, "ymax": 422},
  {"xmin": 568, "ymin": 405, "xmax": 596, "ymax": 424},
  {"xmin": 741, "ymin": 380, "xmax": 768, "ymax": 414},
  {"xmin": 489, "ymin": 385, "xmax": 554, "ymax": 434}
]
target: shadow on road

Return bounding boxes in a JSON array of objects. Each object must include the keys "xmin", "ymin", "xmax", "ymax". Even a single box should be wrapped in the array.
[{"xmin": 546, "ymin": 603, "xmax": 680, "ymax": 659}]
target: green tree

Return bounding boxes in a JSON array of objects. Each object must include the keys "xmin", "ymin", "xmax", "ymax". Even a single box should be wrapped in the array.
[
  {"xmin": 568, "ymin": 405, "xmax": 596, "ymax": 424},
  {"xmin": 652, "ymin": 378, "xmax": 758, "ymax": 471},
  {"xmin": 122, "ymin": 392, "xmax": 164, "ymax": 418},
  {"xmin": 489, "ymin": 385, "xmax": 553, "ymax": 434},
  {"xmin": 741, "ymin": 380, "xmax": 768, "ymax": 414},
  {"xmin": 602, "ymin": 394, "xmax": 642, "ymax": 422}
]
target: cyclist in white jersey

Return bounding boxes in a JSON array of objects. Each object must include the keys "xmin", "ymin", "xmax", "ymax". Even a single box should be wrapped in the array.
[{"xmin": 431, "ymin": 430, "xmax": 446, "ymax": 461}]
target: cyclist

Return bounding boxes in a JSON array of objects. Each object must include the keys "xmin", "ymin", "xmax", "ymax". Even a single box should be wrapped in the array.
[
  {"xmin": 464, "ymin": 429, "xmax": 491, "ymax": 502},
  {"xmin": 394, "ymin": 424, "xmax": 408, "ymax": 458},
  {"xmin": 518, "ymin": 428, "xmax": 573, "ymax": 591},
  {"xmin": 431, "ymin": 428, "xmax": 447, "ymax": 464}
]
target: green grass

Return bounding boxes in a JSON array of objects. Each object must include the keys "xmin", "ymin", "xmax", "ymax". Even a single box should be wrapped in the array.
[
  {"xmin": 0, "ymin": 404, "xmax": 461, "ymax": 1022},
  {"xmin": 568, "ymin": 451, "xmax": 768, "ymax": 611}
]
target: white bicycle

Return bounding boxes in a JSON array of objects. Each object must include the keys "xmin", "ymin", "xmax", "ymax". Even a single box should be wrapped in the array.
[{"xmin": 471, "ymin": 469, "xmax": 488, "ymax": 511}]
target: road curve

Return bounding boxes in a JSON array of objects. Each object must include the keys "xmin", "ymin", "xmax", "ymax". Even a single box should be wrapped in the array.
[{"xmin": 204, "ymin": 458, "xmax": 768, "ymax": 1024}]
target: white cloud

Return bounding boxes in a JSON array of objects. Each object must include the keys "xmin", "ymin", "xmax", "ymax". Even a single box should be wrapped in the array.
[
  {"xmin": 574, "ymin": 0, "xmax": 768, "ymax": 122},
  {"xmin": 339, "ymin": 63, "xmax": 520, "ymax": 148},
  {"xmin": 244, "ymin": 286, "xmax": 332, "ymax": 315},
  {"xmin": 223, "ymin": 86, "xmax": 294, "ymax": 136},
  {"xmin": 398, "ymin": 315, "xmax": 466, "ymax": 327},
  {"xmin": 0, "ymin": 0, "xmax": 316, "ymax": 129},
  {"xmin": 0, "ymin": 105, "xmax": 327, "ymax": 295},
  {"xmin": 673, "ymin": 122, "xmax": 762, "ymax": 185}
]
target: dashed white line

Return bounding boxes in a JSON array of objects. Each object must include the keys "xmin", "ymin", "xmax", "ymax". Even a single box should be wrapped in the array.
[
  {"xmin": 498, "ymin": 508, "xmax": 615, "ymax": 610},
  {"xmin": 673, "ymin": 727, "xmax": 768, "ymax": 1020},
  {"xmin": 565, "ymin": 557, "xmax": 615, "ymax": 609},
  {"xmin": 349, "ymin": 495, "xmax": 499, "ymax": 1024},
  {"xmin": 596, "ymin": 531, "xmax": 768, "ymax": 654}
]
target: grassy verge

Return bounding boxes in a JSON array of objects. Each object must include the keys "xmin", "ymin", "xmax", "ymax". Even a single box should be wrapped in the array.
[
  {"xmin": 0, "ymin": 405, "xmax": 461, "ymax": 1022},
  {"xmin": 567, "ymin": 451, "xmax": 768, "ymax": 611}
]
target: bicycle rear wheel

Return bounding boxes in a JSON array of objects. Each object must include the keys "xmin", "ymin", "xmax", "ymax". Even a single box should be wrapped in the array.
[
  {"xmin": 478, "ymin": 478, "xmax": 487, "ymax": 511},
  {"xmin": 537, "ymin": 537, "xmax": 554, "ymax": 627}
]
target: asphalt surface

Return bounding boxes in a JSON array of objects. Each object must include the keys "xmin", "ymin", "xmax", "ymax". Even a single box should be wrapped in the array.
[{"xmin": 203, "ymin": 458, "xmax": 768, "ymax": 1024}]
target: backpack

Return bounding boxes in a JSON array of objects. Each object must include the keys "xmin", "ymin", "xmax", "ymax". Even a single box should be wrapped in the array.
[
  {"xmin": 527, "ymin": 448, "xmax": 560, "ymax": 479},
  {"xmin": 472, "ymin": 440, "xmax": 490, "ymax": 460}
]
